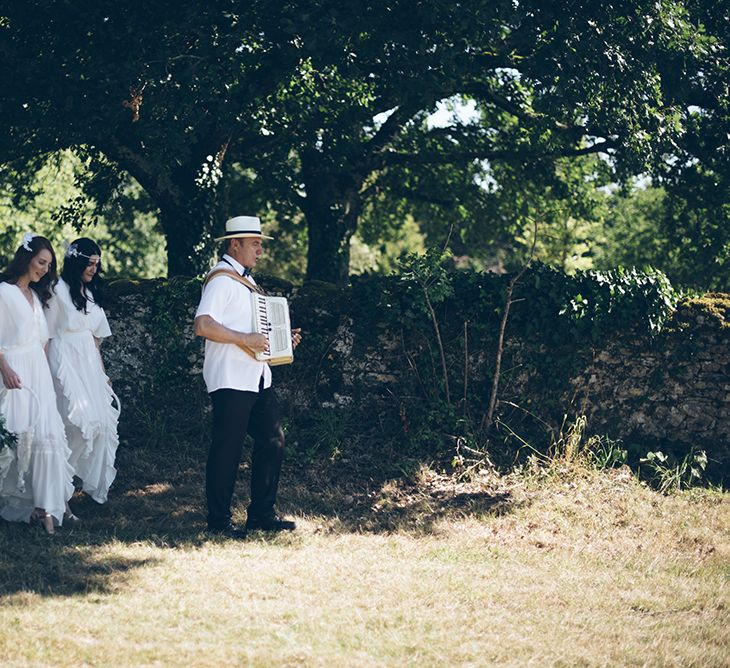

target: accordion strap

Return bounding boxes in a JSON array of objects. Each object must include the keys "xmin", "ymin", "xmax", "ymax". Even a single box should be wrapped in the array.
[
  {"xmin": 203, "ymin": 268, "xmax": 267, "ymax": 295},
  {"xmin": 201, "ymin": 268, "xmax": 268, "ymax": 362}
]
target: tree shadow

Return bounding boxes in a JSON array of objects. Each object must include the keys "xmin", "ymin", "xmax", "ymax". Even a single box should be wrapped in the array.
[
  {"xmin": 0, "ymin": 453, "xmax": 209, "ymax": 598},
  {"xmin": 0, "ymin": 439, "xmax": 525, "ymax": 598},
  {"xmin": 281, "ymin": 464, "xmax": 520, "ymax": 534},
  {"xmin": 0, "ymin": 524, "xmax": 159, "ymax": 597}
]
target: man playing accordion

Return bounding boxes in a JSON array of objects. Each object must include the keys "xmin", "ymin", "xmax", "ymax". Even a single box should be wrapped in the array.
[{"xmin": 194, "ymin": 215, "xmax": 301, "ymax": 538}]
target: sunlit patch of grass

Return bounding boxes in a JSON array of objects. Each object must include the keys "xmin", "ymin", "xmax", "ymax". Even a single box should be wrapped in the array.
[{"xmin": 0, "ymin": 441, "xmax": 727, "ymax": 666}]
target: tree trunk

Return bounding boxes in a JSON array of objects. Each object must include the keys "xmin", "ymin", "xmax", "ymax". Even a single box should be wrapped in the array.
[
  {"xmin": 97, "ymin": 139, "xmax": 225, "ymax": 278},
  {"xmin": 300, "ymin": 153, "xmax": 363, "ymax": 285},
  {"xmin": 157, "ymin": 190, "xmax": 220, "ymax": 277},
  {"xmin": 303, "ymin": 205, "xmax": 359, "ymax": 284}
]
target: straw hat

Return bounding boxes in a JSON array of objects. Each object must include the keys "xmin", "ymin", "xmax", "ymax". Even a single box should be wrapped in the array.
[{"xmin": 214, "ymin": 216, "xmax": 273, "ymax": 241}]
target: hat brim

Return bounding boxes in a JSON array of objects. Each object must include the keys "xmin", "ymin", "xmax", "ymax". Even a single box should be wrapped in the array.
[{"xmin": 213, "ymin": 232, "xmax": 274, "ymax": 241}]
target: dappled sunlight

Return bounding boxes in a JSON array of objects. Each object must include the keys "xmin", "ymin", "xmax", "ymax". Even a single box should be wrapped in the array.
[
  {"xmin": 122, "ymin": 482, "xmax": 175, "ymax": 497},
  {"xmin": 281, "ymin": 464, "xmax": 520, "ymax": 535},
  {"xmin": 0, "ymin": 530, "xmax": 159, "ymax": 597}
]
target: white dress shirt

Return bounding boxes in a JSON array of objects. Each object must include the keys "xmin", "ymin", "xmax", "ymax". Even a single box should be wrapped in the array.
[{"xmin": 195, "ymin": 254, "xmax": 272, "ymax": 393}]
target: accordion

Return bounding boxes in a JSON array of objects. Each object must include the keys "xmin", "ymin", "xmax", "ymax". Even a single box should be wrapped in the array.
[{"xmin": 251, "ymin": 293, "xmax": 294, "ymax": 366}]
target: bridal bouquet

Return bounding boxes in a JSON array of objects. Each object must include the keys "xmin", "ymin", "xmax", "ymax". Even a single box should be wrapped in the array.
[{"xmin": 0, "ymin": 413, "xmax": 18, "ymax": 450}]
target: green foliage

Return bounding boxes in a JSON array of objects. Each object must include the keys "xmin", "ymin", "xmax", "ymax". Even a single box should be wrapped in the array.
[
  {"xmin": 586, "ymin": 435, "xmax": 629, "ymax": 471},
  {"xmin": 0, "ymin": 413, "xmax": 18, "ymax": 451},
  {"xmin": 0, "ymin": 150, "xmax": 166, "ymax": 278},
  {"xmin": 113, "ymin": 278, "xmax": 209, "ymax": 451},
  {"xmin": 351, "ymin": 216, "xmax": 427, "ymax": 276},
  {"xmin": 517, "ymin": 263, "xmax": 679, "ymax": 342},
  {"xmin": 4, "ymin": 1, "xmax": 724, "ymax": 281},
  {"xmin": 401, "ymin": 400, "xmax": 461, "ymax": 459},
  {"xmin": 396, "ymin": 247, "xmax": 455, "ymax": 315},
  {"xmin": 287, "ymin": 408, "xmax": 354, "ymax": 462},
  {"xmin": 385, "ymin": 260, "xmax": 679, "ymax": 348},
  {"xmin": 640, "ymin": 448, "xmax": 709, "ymax": 493},
  {"xmin": 350, "ymin": 252, "xmax": 681, "ymax": 475},
  {"xmin": 384, "ymin": 155, "xmax": 612, "ymax": 276},
  {"xmin": 594, "ymin": 182, "xmax": 730, "ymax": 292}
]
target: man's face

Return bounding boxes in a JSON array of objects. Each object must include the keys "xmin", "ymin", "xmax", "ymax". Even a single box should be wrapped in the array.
[{"xmin": 232, "ymin": 237, "xmax": 263, "ymax": 269}]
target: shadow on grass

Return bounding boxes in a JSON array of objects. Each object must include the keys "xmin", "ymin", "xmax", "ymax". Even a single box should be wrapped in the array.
[
  {"xmin": 0, "ymin": 439, "xmax": 521, "ymax": 598},
  {"xmin": 0, "ymin": 526, "xmax": 158, "ymax": 597},
  {"xmin": 284, "ymin": 464, "xmax": 517, "ymax": 534}
]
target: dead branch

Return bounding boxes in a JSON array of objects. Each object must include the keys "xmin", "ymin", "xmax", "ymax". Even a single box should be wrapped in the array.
[{"xmin": 481, "ymin": 217, "xmax": 539, "ymax": 431}]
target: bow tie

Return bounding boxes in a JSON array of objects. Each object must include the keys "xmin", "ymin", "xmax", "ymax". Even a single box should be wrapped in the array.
[{"xmin": 222, "ymin": 257, "xmax": 251, "ymax": 277}]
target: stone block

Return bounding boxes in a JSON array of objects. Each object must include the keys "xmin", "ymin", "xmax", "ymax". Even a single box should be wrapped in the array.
[{"xmin": 668, "ymin": 408, "xmax": 686, "ymax": 428}]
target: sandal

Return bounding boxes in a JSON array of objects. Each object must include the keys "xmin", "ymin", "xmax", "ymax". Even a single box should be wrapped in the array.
[
  {"xmin": 31, "ymin": 509, "xmax": 55, "ymax": 535},
  {"xmin": 64, "ymin": 503, "xmax": 80, "ymax": 523},
  {"xmin": 64, "ymin": 510, "xmax": 80, "ymax": 523}
]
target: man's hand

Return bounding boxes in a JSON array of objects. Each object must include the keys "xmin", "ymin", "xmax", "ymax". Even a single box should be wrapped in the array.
[
  {"xmin": 194, "ymin": 315, "xmax": 269, "ymax": 359},
  {"xmin": 291, "ymin": 328, "xmax": 302, "ymax": 350},
  {"xmin": 240, "ymin": 332, "xmax": 269, "ymax": 354}
]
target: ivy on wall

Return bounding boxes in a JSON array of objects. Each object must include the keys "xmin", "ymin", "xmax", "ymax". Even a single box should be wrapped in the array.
[{"xmin": 100, "ymin": 264, "xmax": 730, "ymax": 482}]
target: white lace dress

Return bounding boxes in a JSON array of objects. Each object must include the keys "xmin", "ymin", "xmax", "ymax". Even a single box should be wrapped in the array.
[
  {"xmin": 47, "ymin": 279, "xmax": 119, "ymax": 503},
  {"xmin": 0, "ymin": 282, "xmax": 74, "ymax": 525}
]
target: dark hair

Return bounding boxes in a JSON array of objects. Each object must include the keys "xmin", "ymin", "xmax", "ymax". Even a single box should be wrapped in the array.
[
  {"xmin": 219, "ymin": 237, "xmax": 238, "ymax": 257},
  {"xmin": 60, "ymin": 238, "xmax": 107, "ymax": 312},
  {"xmin": 0, "ymin": 235, "xmax": 58, "ymax": 307}
]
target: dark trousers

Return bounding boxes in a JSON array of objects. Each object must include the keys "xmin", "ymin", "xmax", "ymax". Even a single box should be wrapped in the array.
[{"xmin": 206, "ymin": 384, "xmax": 285, "ymax": 528}]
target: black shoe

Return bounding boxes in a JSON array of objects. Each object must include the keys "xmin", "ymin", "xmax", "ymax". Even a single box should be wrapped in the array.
[
  {"xmin": 206, "ymin": 522, "xmax": 248, "ymax": 539},
  {"xmin": 245, "ymin": 513, "xmax": 296, "ymax": 532}
]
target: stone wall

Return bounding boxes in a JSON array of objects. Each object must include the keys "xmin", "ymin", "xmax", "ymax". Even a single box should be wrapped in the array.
[
  {"xmin": 569, "ymin": 295, "xmax": 730, "ymax": 455},
  {"xmin": 102, "ymin": 279, "xmax": 730, "ymax": 478}
]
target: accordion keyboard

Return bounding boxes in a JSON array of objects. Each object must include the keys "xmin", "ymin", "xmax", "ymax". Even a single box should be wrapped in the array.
[{"xmin": 252, "ymin": 294, "xmax": 294, "ymax": 366}]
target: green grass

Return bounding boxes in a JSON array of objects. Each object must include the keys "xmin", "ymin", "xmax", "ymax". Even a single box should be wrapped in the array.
[{"xmin": 0, "ymin": 440, "xmax": 728, "ymax": 667}]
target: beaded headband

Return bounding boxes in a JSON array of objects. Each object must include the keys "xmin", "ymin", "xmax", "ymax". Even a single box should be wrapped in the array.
[{"xmin": 65, "ymin": 242, "xmax": 101, "ymax": 260}]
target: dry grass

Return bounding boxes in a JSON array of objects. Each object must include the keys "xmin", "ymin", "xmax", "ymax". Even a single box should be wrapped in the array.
[{"xmin": 0, "ymin": 442, "xmax": 728, "ymax": 667}]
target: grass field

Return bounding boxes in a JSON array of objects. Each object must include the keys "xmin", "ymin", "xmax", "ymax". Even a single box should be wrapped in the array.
[{"xmin": 0, "ymin": 438, "xmax": 728, "ymax": 667}]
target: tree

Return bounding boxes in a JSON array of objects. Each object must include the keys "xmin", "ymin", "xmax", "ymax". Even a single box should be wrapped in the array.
[
  {"xmin": 0, "ymin": 1, "xmax": 318, "ymax": 274},
  {"xmin": 589, "ymin": 0, "xmax": 730, "ymax": 291},
  {"xmin": 1, "ymin": 1, "xmax": 726, "ymax": 282},
  {"xmin": 0, "ymin": 150, "xmax": 166, "ymax": 277},
  {"xmin": 592, "ymin": 179, "xmax": 730, "ymax": 292},
  {"xmin": 362, "ymin": 152, "xmax": 612, "ymax": 274},
  {"xmin": 240, "ymin": 0, "xmax": 728, "ymax": 282}
]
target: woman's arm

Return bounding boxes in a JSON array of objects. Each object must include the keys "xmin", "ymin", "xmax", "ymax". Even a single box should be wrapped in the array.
[{"xmin": 0, "ymin": 352, "xmax": 21, "ymax": 389}]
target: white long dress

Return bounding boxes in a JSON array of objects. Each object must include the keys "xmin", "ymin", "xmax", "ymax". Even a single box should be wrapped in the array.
[
  {"xmin": 47, "ymin": 279, "xmax": 119, "ymax": 504},
  {"xmin": 0, "ymin": 282, "xmax": 75, "ymax": 525}
]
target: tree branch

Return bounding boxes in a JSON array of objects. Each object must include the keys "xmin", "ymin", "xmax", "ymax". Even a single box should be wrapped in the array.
[
  {"xmin": 379, "ymin": 139, "xmax": 617, "ymax": 168},
  {"xmin": 461, "ymin": 81, "xmax": 612, "ymax": 139},
  {"xmin": 93, "ymin": 136, "xmax": 185, "ymax": 211},
  {"xmin": 481, "ymin": 216, "xmax": 539, "ymax": 432},
  {"xmin": 366, "ymin": 101, "xmax": 426, "ymax": 155}
]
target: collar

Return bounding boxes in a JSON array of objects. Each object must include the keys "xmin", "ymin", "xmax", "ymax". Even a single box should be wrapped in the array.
[{"xmin": 221, "ymin": 254, "xmax": 251, "ymax": 277}]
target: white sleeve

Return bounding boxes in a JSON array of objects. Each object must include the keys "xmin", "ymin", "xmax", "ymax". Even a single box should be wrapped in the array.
[
  {"xmin": 0, "ymin": 290, "xmax": 9, "ymax": 350},
  {"xmin": 94, "ymin": 308, "xmax": 112, "ymax": 338},
  {"xmin": 38, "ymin": 302, "xmax": 49, "ymax": 344},
  {"xmin": 195, "ymin": 276, "xmax": 236, "ymax": 323},
  {"xmin": 45, "ymin": 292, "xmax": 62, "ymax": 338}
]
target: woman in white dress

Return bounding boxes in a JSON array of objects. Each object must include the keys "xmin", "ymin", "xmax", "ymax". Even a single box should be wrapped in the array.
[
  {"xmin": 47, "ymin": 238, "xmax": 119, "ymax": 504},
  {"xmin": 0, "ymin": 234, "xmax": 75, "ymax": 534}
]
